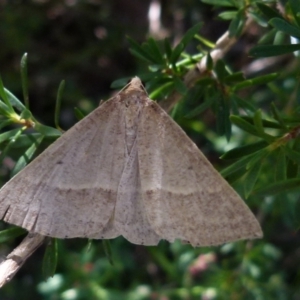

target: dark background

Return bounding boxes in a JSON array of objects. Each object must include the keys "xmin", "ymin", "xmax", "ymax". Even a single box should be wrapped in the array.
[{"xmin": 0, "ymin": 0, "xmax": 223, "ymax": 129}]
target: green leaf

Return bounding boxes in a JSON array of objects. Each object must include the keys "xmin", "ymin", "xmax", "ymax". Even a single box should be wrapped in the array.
[
  {"xmin": 271, "ymin": 102, "xmax": 287, "ymax": 129},
  {"xmin": 194, "ymin": 34, "xmax": 215, "ymax": 48},
  {"xmin": 223, "ymin": 72, "xmax": 245, "ymax": 84},
  {"xmin": 233, "ymin": 73, "xmax": 279, "ymax": 91},
  {"xmin": 164, "ymin": 38, "xmax": 173, "ymax": 62},
  {"xmin": 216, "ymin": 95, "xmax": 231, "ymax": 140},
  {"xmin": 184, "ymin": 84, "xmax": 204, "ymax": 104},
  {"xmin": 253, "ymin": 109, "xmax": 265, "ymax": 137},
  {"xmin": 4, "ymin": 88, "xmax": 26, "ymax": 112},
  {"xmin": 206, "ymin": 52, "xmax": 213, "ymax": 70},
  {"xmin": 229, "ymin": 9, "xmax": 246, "ymax": 37},
  {"xmin": 170, "ymin": 23, "xmax": 202, "ymax": 64},
  {"xmin": 55, "ymin": 80, "xmax": 65, "ymax": 130},
  {"xmin": 148, "ymin": 80, "xmax": 174, "ymax": 99},
  {"xmin": 20, "ymin": 53, "xmax": 29, "ymax": 109},
  {"xmin": 274, "ymin": 29, "xmax": 289, "ymax": 45},
  {"xmin": 8, "ymin": 133, "xmax": 54, "ymax": 150},
  {"xmin": 102, "ymin": 240, "xmax": 114, "ymax": 265},
  {"xmin": 244, "ymin": 160, "xmax": 263, "ymax": 198},
  {"xmin": 0, "ymin": 227, "xmax": 26, "ymax": 243},
  {"xmin": 74, "ymin": 107, "xmax": 86, "ymax": 120},
  {"xmin": 20, "ymin": 108, "xmax": 32, "ymax": 119},
  {"xmin": 220, "ymin": 152, "xmax": 257, "ymax": 177},
  {"xmin": 289, "ymin": 0, "xmax": 300, "ymax": 27},
  {"xmin": 230, "ymin": 115, "xmax": 258, "ymax": 136},
  {"xmin": 0, "ymin": 101, "xmax": 12, "ymax": 118},
  {"xmin": 224, "ymin": 167, "xmax": 247, "ymax": 185},
  {"xmin": 11, "ymin": 135, "xmax": 44, "ymax": 176},
  {"xmin": 269, "ymin": 18, "xmax": 300, "ymax": 39},
  {"xmin": 239, "ymin": 115, "xmax": 281, "ymax": 129},
  {"xmin": 147, "ymin": 76, "xmax": 168, "ymax": 90},
  {"xmin": 86, "ymin": 239, "xmax": 93, "ymax": 252},
  {"xmin": 221, "ymin": 141, "xmax": 268, "ymax": 160},
  {"xmin": 176, "ymin": 53, "xmax": 203, "ymax": 68},
  {"xmin": 214, "ymin": 60, "xmax": 229, "ymax": 81},
  {"xmin": 258, "ymin": 28, "xmax": 277, "ymax": 45},
  {"xmin": 232, "ymin": 94, "xmax": 256, "ymax": 112},
  {"xmin": 127, "ymin": 37, "xmax": 156, "ymax": 63},
  {"xmin": 231, "ymin": 115, "xmax": 275, "ymax": 142},
  {"xmin": 195, "ymin": 77, "xmax": 216, "ymax": 86},
  {"xmin": 249, "ymin": 11, "xmax": 268, "ymax": 27},
  {"xmin": 170, "ymin": 43, "xmax": 184, "ymax": 66},
  {"xmin": 0, "ymin": 128, "xmax": 21, "ymax": 144},
  {"xmin": 255, "ymin": 178, "xmax": 300, "ymax": 195},
  {"xmin": 218, "ymin": 10, "xmax": 237, "ymax": 20},
  {"xmin": 286, "ymin": 155, "xmax": 299, "ymax": 178},
  {"xmin": 42, "ymin": 238, "xmax": 58, "ymax": 279},
  {"xmin": 249, "ymin": 44, "xmax": 300, "ymax": 57},
  {"xmin": 185, "ymin": 96, "xmax": 214, "ymax": 118},
  {"xmin": 246, "ymin": 147, "xmax": 270, "ymax": 170},
  {"xmin": 34, "ymin": 123, "xmax": 62, "ymax": 137},
  {"xmin": 0, "ymin": 119, "xmax": 13, "ymax": 131},
  {"xmin": 0, "ymin": 76, "xmax": 14, "ymax": 112},
  {"xmin": 170, "ymin": 101, "xmax": 180, "ymax": 119},
  {"xmin": 110, "ymin": 77, "xmax": 131, "ymax": 89},
  {"xmin": 229, "ymin": 95, "xmax": 239, "ymax": 115},
  {"xmin": 275, "ymin": 148, "xmax": 287, "ymax": 181},
  {"xmin": 129, "ymin": 48, "xmax": 153, "ymax": 64},
  {"xmin": 283, "ymin": 146, "xmax": 300, "ymax": 165},
  {"xmin": 179, "ymin": 23, "xmax": 203, "ymax": 47},
  {"xmin": 0, "ymin": 128, "xmax": 24, "ymax": 164},
  {"xmin": 173, "ymin": 77, "xmax": 187, "ymax": 95},
  {"xmin": 144, "ymin": 38, "xmax": 164, "ymax": 65},
  {"xmin": 256, "ymin": 3, "xmax": 282, "ymax": 20}
]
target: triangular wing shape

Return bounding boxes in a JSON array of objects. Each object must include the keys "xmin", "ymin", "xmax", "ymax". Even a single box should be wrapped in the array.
[
  {"xmin": 0, "ymin": 97, "xmax": 126, "ymax": 238},
  {"xmin": 0, "ymin": 77, "xmax": 262, "ymax": 246},
  {"xmin": 137, "ymin": 98, "xmax": 263, "ymax": 247}
]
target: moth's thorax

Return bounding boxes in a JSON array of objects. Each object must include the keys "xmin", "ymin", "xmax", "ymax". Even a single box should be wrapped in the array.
[{"xmin": 123, "ymin": 90, "xmax": 147, "ymax": 154}]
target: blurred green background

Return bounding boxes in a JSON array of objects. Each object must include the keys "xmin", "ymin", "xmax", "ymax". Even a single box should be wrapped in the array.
[{"xmin": 0, "ymin": 0, "xmax": 300, "ymax": 299}]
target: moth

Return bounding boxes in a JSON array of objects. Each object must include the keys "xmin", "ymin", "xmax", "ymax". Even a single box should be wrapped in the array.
[{"xmin": 0, "ymin": 77, "xmax": 262, "ymax": 246}]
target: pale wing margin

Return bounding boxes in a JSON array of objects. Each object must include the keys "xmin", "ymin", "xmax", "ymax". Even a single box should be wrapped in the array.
[
  {"xmin": 0, "ymin": 97, "xmax": 126, "ymax": 238},
  {"xmin": 137, "ymin": 100, "xmax": 263, "ymax": 247}
]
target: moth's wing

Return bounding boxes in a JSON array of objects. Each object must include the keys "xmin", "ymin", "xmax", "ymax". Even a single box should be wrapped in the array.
[
  {"xmin": 138, "ymin": 100, "xmax": 263, "ymax": 247},
  {"xmin": 111, "ymin": 140, "xmax": 160, "ymax": 246},
  {"xmin": 0, "ymin": 98, "xmax": 126, "ymax": 238}
]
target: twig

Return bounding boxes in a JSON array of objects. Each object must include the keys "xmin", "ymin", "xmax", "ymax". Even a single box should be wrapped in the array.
[
  {"xmin": 0, "ymin": 233, "xmax": 45, "ymax": 288},
  {"xmin": 160, "ymin": 18, "xmax": 255, "ymax": 112}
]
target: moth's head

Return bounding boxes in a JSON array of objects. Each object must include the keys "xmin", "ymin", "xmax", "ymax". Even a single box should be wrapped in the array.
[
  {"xmin": 122, "ymin": 77, "xmax": 149, "ymax": 123},
  {"xmin": 129, "ymin": 77, "xmax": 143, "ymax": 90},
  {"xmin": 124, "ymin": 77, "xmax": 147, "ymax": 95}
]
